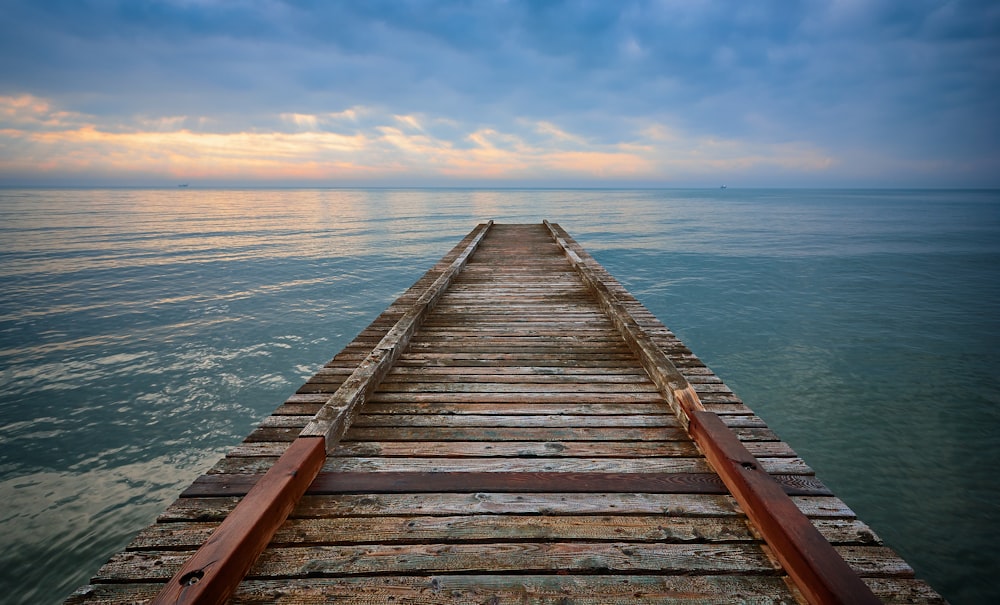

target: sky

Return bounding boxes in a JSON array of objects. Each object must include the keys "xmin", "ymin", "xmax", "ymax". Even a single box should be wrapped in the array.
[{"xmin": 0, "ymin": 0, "xmax": 998, "ymax": 188}]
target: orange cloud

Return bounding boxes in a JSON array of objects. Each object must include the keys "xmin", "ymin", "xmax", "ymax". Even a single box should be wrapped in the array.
[{"xmin": 0, "ymin": 94, "xmax": 836, "ymax": 183}]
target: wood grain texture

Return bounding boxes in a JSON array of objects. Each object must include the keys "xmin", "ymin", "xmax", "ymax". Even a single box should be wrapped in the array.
[
  {"xmin": 68, "ymin": 223, "xmax": 939, "ymax": 605},
  {"xmin": 149, "ymin": 436, "xmax": 326, "ymax": 605},
  {"xmin": 66, "ymin": 576, "xmax": 950, "ymax": 605},
  {"xmin": 130, "ymin": 514, "xmax": 758, "ymax": 550},
  {"xmin": 97, "ymin": 542, "xmax": 782, "ymax": 581},
  {"xmin": 301, "ymin": 220, "xmax": 493, "ymax": 446},
  {"xmin": 688, "ymin": 410, "xmax": 881, "ymax": 604},
  {"xmin": 207, "ymin": 455, "xmax": 811, "ymax": 476},
  {"xmin": 158, "ymin": 494, "xmax": 859, "ymax": 523},
  {"xmin": 132, "ymin": 517, "xmax": 883, "ymax": 553},
  {"xmin": 181, "ymin": 471, "xmax": 832, "ymax": 498}
]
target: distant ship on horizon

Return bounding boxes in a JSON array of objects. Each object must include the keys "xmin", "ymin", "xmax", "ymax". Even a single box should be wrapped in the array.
[{"xmin": 720, "ymin": 185, "xmax": 727, "ymax": 189}]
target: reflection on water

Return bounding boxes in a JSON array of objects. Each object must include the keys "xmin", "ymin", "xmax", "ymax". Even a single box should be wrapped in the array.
[
  {"xmin": 0, "ymin": 452, "xmax": 223, "ymax": 604},
  {"xmin": 0, "ymin": 188, "xmax": 998, "ymax": 603}
]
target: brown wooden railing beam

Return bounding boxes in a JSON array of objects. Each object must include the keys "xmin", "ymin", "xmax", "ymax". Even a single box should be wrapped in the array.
[
  {"xmin": 688, "ymin": 410, "xmax": 881, "ymax": 604},
  {"xmin": 149, "ymin": 436, "xmax": 325, "ymax": 605},
  {"xmin": 544, "ymin": 220, "xmax": 880, "ymax": 605},
  {"xmin": 151, "ymin": 221, "xmax": 493, "ymax": 605}
]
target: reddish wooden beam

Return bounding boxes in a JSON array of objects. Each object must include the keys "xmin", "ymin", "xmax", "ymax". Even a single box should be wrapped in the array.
[
  {"xmin": 545, "ymin": 220, "xmax": 881, "ymax": 605},
  {"xmin": 150, "ymin": 436, "xmax": 326, "ymax": 605},
  {"xmin": 150, "ymin": 222, "xmax": 494, "ymax": 605},
  {"xmin": 688, "ymin": 411, "xmax": 880, "ymax": 605}
]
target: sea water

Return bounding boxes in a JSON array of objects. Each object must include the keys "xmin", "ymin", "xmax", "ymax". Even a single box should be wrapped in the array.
[{"xmin": 0, "ymin": 188, "xmax": 997, "ymax": 604}]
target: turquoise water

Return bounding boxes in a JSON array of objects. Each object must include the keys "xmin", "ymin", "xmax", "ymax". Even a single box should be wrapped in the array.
[{"xmin": 0, "ymin": 188, "xmax": 997, "ymax": 603}]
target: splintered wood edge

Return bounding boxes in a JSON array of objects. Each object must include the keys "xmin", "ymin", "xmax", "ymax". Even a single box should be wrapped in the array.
[
  {"xmin": 301, "ymin": 220, "xmax": 493, "ymax": 450},
  {"xmin": 543, "ymin": 219, "xmax": 880, "ymax": 605}
]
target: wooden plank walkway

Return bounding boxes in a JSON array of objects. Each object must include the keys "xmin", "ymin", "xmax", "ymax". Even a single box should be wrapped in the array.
[{"xmin": 67, "ymin": 223, "xmax": 945, "ymax": 604}]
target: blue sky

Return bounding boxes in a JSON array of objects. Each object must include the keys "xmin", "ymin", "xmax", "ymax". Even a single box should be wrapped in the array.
[{"xmin": 1, "ymin": 0, "xmax": 997, "ymax": 187}]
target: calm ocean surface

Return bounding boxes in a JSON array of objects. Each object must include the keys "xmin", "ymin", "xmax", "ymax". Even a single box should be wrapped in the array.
[{"xmin": 0, "ymin": 188, "xmax": 997, "ymax": 603}]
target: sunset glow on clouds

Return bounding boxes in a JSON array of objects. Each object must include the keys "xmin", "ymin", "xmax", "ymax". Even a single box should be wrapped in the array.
[
  {"xmin": 0, "ymin": 94, "xmax": 833, "ymax": 184},
  {"xmin": 0, "ymin": 1, "xmax": 997, "ymax": 186}
]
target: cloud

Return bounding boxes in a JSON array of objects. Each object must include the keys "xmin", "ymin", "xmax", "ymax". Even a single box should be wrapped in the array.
[
  {"xmin": 1, "ymin": 93, "xmax": 843, "ymax": 185},
  {"xmin": 281, "ymin": 113, "xmax": 319, "ymax": 131},
  {"xmin": 0, "ymin": 1, "xmax": 997, "ymax": 185}
]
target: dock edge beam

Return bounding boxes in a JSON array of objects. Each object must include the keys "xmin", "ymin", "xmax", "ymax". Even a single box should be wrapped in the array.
[
  {"xmin": 543, "ymin": 220, "xmax": 880, "ymax": 605},
  {"xmin": 150, "ymin": 220, "xmax": 494, "ymax": 605}
]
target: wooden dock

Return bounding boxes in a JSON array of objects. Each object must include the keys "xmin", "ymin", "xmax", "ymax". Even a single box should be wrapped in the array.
[{"xmin": 68, "ymin": 223, "xmax": 945, "ymax": 604}]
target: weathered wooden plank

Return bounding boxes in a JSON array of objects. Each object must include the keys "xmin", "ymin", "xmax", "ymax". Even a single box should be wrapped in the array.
[
  {"xmin": 96, "ymin": 542, "xmax": 781, "ymax": 581},
  {"xmin": 281, "ymin": 393, "xmax": 332, "ymax": 404},
  {"xmin": 835, "ymin": 546, "xmax": 915, "ymax": 578},
  {"xmin": 149, "ymin": 225, "xmax": 497, "ymax": 605},
  {"xmin": 692, "ymin": 383, "xmax": 737, "ymax": 394},
  {"xmin": 342, "ymin": 426, "xmax": 691, "ymax": 442},
  {"xmin": 545, "ymin": 223, "xmax": 882, "ymax": 603},
  {"xmin": 386, "ymin": 366, "xmax": 650, "ymax": 376},
  {"xmin": 64, "ymin": 576, "xmax": 950, "ymax": 605},
  {"xmin": 130, "ymin": 514, "xmax": 758, "ymax": 550},
  {"xmin": 228, "ymin": 575, "xmax": 800, "ymax": 605},
  {"xmin": 394, "ymin": 354, "xmax": 643, "ymax": 367},
  {"xmin": 697, "ymin": 393, "xmax": 744, "ymax": 404},
  {"xmin": 720, "ymin": 415, "xmax": 768, "ymax": 428},
  {"xmin": 229, "ymin": 440, "xmax": 703, "ymax": 459},
  {"xmin": 359, "ymin": 402, "xmax": 673, "ymax": 415},
  {"xmin": 307, "ymin": 374, "xmax": 668, "ymax": 392},
  {"xmin": 133, "ymin": 517, "xmax": 883, "ymax": 553},
  {"xmin": 259, "ymin": 413, "xmax": 683, "ymax": 430},
  {"xmin": 210, "ymin": 456, "xmax": 717, "ymax": 475},
  {"xmin": 864, "ymin": 578, "xmax": 950, "ymax": 604},
  {"xmin": 367, "ymin": 392, "xmax": 666, "ymax": 403},
  {"xmin": 421, "ymin": 315, "xmax": 611, "ymax": 323},
  {"xmin": 341, "ymin": 425, "xmax": 783, "ymax": 442},
  {"xmin": 300, "ymin": 220, "xmax": 493, "ymax": 448},
  {"xmin": 256, "ymin": 416, "xmax": 309, "ymax": 428},
  {"xmin": 429, "ymin": 304, "xmax": 611, "ymax": 313},
  {"xmin": 323, "ymin": 456, "xmax": 810, "ymax": 476},
  {"xmin": 66, "ymin": 584, "xmax": 165, "ymax": 605},
  {"xmin": 437, "ymin": 294, "xmax": 595, "ymax": 301},
  {"xmin": 702, "ymin": 402, "xmax": 756, "ymax": 415},
  {"xmin": 350, "ymin": 414, "xmax": 678, "ymax": 428},
  {"xmin": 149, "ymin": 436, "xmax": 326, "ymax": 605},
  {"xmin": 269, "ymin": 403, "xmax": 323, "ymax": 416},
  {"xmin": 183, "ymin": 472, "xmax": 729, "ymax": 497},
  {"xmin": 743, "ymin": 441, "xmax": 799, "ymax": 458},
  {"xmin": 243, "ymin": 427, "xmax": 302, "ymax": 442},
  {"xmin": 182, "ymin": 471, "xmax": 831, "ymax": 498},
  {"xmin": 812, "ymin": 519, "xmax": 883, "ymax": 546},
  {"xmin": 384, "ymin": 371, "xmax": 656, "ymax": 382},
  {"xmin": 374, "ymin": 381, "xmax": 661, "ymax": 393},
  {"xmin": 416, "ymin": 326, "xmax": 621, "ymax": 334},
  {"xmin": 406, "ymin": 336, "xmax": 632, "ymax": 346},
  {"xmin": 71, "ymin": 223, "xmax": 940, "ymax": 605},
  {"xmin": 246, "ymin": 420, "xmax": 782, "ymax": 445},
  {"xmin": 684, "ymin": 373, "xmax": 724, "ymax": 383},
  {"xmin": 159, "ymin": 493, "xmax": 860, "ymax": 523},
  {"xmin": 686, "ymin": 410, "xmax": 879, "ymax": 603},
  {"xmin": 404, "ymin": 343, "xmax": 636, "ymax": 353}
]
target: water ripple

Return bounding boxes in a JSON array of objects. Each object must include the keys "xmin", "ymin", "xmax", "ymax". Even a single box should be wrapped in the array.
[{"xmin": 0, "ymin": 187, "xmax": 997, "ymax": 604}]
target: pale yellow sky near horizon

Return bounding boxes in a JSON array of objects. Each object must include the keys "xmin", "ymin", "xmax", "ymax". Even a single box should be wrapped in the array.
[{"xmin": 1, "ymin": 93, "xmax": 841, "ymax": 186}]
